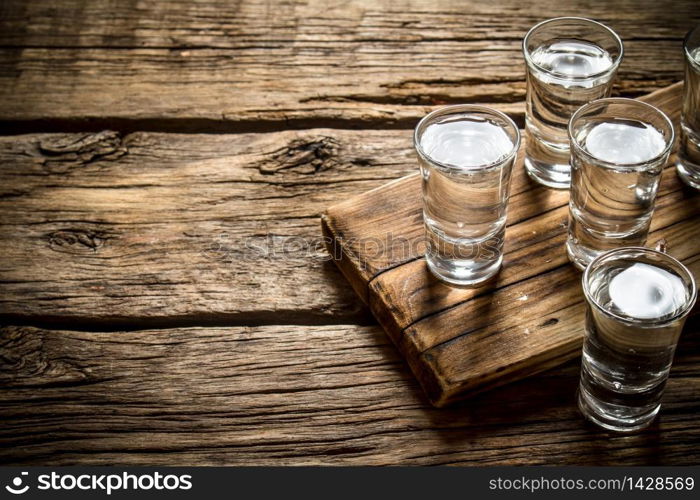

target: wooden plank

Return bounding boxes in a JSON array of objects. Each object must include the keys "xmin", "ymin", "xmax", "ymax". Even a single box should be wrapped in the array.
[
  {"xmin": 2, "ymin": 322, "xmax": 700, "ymax": 465},
  {"xmin": 322, "ymin": 83, "xmax": 700, "ymax": 406},
  {"xmin": 2, "ymin": 0, "xmax": 695, "ymax": 48},
  {"xmin": 0, "ymin": 128, "xmax": 421, "ymax": 325},
  {"xmin": 0, "ymin": 0, "xmax": 697, "ymax": 130}
]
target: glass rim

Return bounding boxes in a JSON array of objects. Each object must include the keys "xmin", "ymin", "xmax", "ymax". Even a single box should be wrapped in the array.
[
  {"xmin": 684, "ymin": 24, "xmax": 700, "ymax": 71},
  {"xmin": 522, "ymin": 17, "xmax": 624, "ymax": 81},
  {"xmin": 568, "ymin": 97, "xmax": 675, "ymax": 171},
  {"xmin": 582, "ymin": 246, "xmax": 698, "ymax": 326},
  {"xmin": 413, "ymin": 104, "xmax": 521, "ymax": 172}
]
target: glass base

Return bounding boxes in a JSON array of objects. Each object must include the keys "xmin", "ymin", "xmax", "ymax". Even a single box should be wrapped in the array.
[
  {"xmin": 524, "ymin": 156, "xmax": 571, "ymax": 189},
  {"xmin": 425, "ymin": 252, "xmax": 502, "ymax": 287},
  {"xmin": 578, "ymin": 387, "xmax": 659, "ymax": 433},
  {"xmin": 677, "ymin": 161, "xmax": 700, "ymax": 190},
  {"xmin": 566, "ymin": 236, "xmax": 600, "ymax": 271},
  {"xmin": 566, "ymin": 215, "xmax": 649, "ymax": 271}
]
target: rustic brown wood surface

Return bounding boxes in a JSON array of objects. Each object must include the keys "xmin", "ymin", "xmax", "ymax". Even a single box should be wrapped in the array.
[
  {"xmin": 0, "ymin": 0, "xmax": 698, "ymax": 132},
  {"xmin": 323, "ymin": 83, "xmax": 700, "ymax": 406},
  {"xmin": 2, "ymin": 321, "xmax": 700, "ymax": 465},
  {"xmin": 1, "ymin": 0, "xmax": 699, "ymax": 465},
  {"xmin": 0, "ymin": 129, "xmax": 417, "ymax": 326}
]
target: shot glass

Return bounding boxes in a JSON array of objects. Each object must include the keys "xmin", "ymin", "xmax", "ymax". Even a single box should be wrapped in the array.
[
  {"xmin": 523, "ymin": 17, "xmax": 623, "ymax": 189},
  {"xmin": 677, "ymin": 24, "xmax": 700, "ymax": 189},
  {"xmin": 566, "ymin": 98, "xmax": 675, "ymax": 271},
  {"xmin": 578, "ymin": 247, "xmax": 697, "ymax": 432},
  {"xmin": 414, "ymin": 105, "xmax": 520, "ymax": 286}
]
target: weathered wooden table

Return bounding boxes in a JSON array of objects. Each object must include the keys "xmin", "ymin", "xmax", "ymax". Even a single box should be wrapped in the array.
[{"xmin": 1, "ymin": 0, "xmax": 699, "ymax": 466}]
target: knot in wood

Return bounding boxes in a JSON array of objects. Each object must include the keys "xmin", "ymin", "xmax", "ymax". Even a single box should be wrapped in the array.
[
  {"xmin": 0, "ymin": 327, "xmax": 89, "ymax": 387},
  {"xmin": 260, "ymin": 136, "xmax": 340, "ymax": 175},
  {"xmin": 37, "ymin": 131, "xmax": 127, "ymax": 173},
  {"xmin": 48, "ymin": 229, "xmax": 109, "ymax": 253}
]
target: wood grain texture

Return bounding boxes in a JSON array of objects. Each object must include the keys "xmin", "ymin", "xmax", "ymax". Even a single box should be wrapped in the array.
[
  {"xmin": 2, "ymin": 0, "xmax": 700, "ymax": 468},
  {"xmin": 2, "ymin": 322, "xmax": 700, "ymax": 466},
  {"xmin": 0, "ymin": 0, "xmax": 697, "ymax": 131},
  {"xmin": 323, "ymin": 83, "xmax": 700, "ymax": 406},
  {"xmin": 0, "ymin": 128, "xmax": 430, "ymax": 326}
]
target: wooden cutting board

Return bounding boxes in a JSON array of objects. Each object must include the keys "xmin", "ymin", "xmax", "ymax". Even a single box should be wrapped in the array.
[{"xmin": 322, "ymin": 82, "xmax": 700, "ymax": 407}]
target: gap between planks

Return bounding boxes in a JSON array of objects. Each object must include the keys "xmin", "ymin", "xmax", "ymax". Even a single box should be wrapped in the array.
[{"xmin": 0, "ymin": 114, "xmax": 517, "ymax": 137}]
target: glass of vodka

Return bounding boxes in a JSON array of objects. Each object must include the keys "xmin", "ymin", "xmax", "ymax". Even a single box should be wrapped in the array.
[
  {"xmin": 523, "ymin": 17, "xmax": 623, "ymax": 189},
  {"xmin": 677, "ymin": 24, "xmax": 700, "ymax": 189},
  {"xmin": 566, "ymin": 98, "xmax": 674, "ymax": 270},
  {"xmin": 414, "ymin": 106, "xmax": 520, "ymax": 286},
  {"xmin": 578, "ymin": 247, "xmax": 697, "ymax": 432}
]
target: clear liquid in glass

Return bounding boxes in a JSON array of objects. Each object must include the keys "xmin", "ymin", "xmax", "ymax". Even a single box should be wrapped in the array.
[
  {"xmin": 419, "ymin": 116, "xmax": 515, "ymax": 285},
  {"xmin": 579, "ymin": 258, "xmax": 691, "ymax": 431},
  {"xmin": 567, "ymin": 118, "xmax": 666, "ymax": 269},
  {"xmin": 677, "ymin": 46, "xmax": 700, "ymax": 188},
  {"xmin": 526, "ymin": 39, "xmax": 616, "ymax": 188}
]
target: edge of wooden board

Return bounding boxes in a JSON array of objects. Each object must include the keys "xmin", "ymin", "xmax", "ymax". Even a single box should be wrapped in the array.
[{"xmin": 321, "ymin": 212, "xmax": 371, "ymax": 304}]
